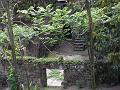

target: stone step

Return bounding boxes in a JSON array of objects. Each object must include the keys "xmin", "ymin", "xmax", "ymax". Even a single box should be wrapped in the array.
[
  {"xmin": 74, "ymin": 48, "xmax": 85, "ymax": 51},
  {"xmin": 74, "ymin": 49, "xmax": 85, "ymax": 51},
  {"xmin": 66, "ymin": 39, "xmax": 72, "ymax": 41},
  {"xmin": 74, "ymin": 40, "xmax": 86, "ymax": 43},
  {"xmin": 73, "ymin": 37, "xmax": 87, "ymax": 51},
  {"xmin": 74, "ymin": 45, "xmax": 86, "ymax": 47},
  {"xmin": 74, "ymin": 38, "xmax": 85, "ymax": 40},
  {"xmin": 74, "ymin": 43, "xmax": 86, "ymax": 45}
]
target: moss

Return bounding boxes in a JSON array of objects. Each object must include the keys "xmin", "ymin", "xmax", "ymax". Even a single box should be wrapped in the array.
[
  {"xmin": 14, "ymin": 56, "xmax": 83, "ymax": 65},
  {"xmin": 47, "ymin": 53, "xmax": 58, "ymax": 58}
]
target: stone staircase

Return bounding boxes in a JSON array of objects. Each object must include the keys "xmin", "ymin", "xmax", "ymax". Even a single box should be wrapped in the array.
[{"xmin": 73, "ymin": 34, "xmax": 87, "ymax": 51}]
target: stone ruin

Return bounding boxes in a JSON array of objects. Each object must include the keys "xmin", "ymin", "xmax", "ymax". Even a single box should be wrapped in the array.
[{"xmin": 0, "ymin": 58, "xmax": 92, "ymax": 89}]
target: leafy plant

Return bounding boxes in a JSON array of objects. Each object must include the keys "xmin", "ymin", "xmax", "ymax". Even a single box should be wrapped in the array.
[
  {"xmin": 13, "ymin": 25, "xmax": 39, "ymax": 42},
  {"xmin": 8, "ymin": 66, "xmax": 20, "ymax": 90},
  {"xmin": 18, "ymin": 5, "xmax": 72, "ymax": 46},
  {"xmin": 48, "ymin": 69, "xmax": 64, "ymax": 80},
  {"xmin": 94, "ymin": 3, "xmax": 120, "ymax": 56},
  {"xmin": 0, "ymin": 31, "xmax": 9, "ymax": 45}
]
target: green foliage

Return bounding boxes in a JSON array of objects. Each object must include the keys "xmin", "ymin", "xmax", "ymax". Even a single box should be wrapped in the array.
[
  {"xmin": 66, "ymin": 2, "xmax": 120, "ymax": 56},
  {"xmin": 1, "ymin": 2, "xmax": 120, "ymax": 58},
  {"xmin": 68, "ymin": 11, "xmax": 87, "ymax": 32},
  {"xmin": 13, "ymin": 25, "xmax": 38, "ymax": 42},
  {"xmin": 18, "ymin": 5, "xmax": 72, "ymax": 46},
  {"xmin": 15, "ymin": 0, "xmax": 56, "ymax": 10},
  {"xmin": 25, "ymin": 82, "xmax": 40, "ymax": 90},
  {"xmin": 94, "ymin": 3, "xmax": 120, "ymax": 55},
  {"xmin": 8, "ymin": 66, "xmax": 20, "ymax": 90},
  {"xmin": 108, "ymin": 53, "xmax": 120, "ymax": 64},
  {"xmin": 15, "ymin": 56, "xmax": 83, "ymax": 65},
  {"xmin": 48, "ymin": 69, "xmax": 64, "ymax": 80},
  {"xmin": 0, "ymin": 31, "xmax": 8, "ymax": 45},
  {"xmin": 0, "ymin": 24, "xmax": 39, "ymax": 56}
]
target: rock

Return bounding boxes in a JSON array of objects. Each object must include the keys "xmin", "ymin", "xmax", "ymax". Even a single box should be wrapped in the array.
[
  {"xmin": 0, "ymin": 74, "xmax": 8, "ymax": 87},
  {"xmin": 61, "ymin": 81, "xmax": 68, "ymax": 89}
]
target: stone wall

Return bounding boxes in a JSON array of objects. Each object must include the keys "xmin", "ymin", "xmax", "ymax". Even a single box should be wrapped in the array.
[
  {"xmin": 1, "ymin": 57, "xmax": 119, "ymax": 89},
  {"xmin": 9, "ymin": 61, "xmax": 47, "ymax": 87},
  {"xmin": 0, "ymin": 58, "xmax": 91, "ymax": 88},
  {"xmin": 0, "ymin": 61, "xmax": 7, "ymax": 87}
]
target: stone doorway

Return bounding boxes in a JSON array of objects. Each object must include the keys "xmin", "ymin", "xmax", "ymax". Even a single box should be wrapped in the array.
[{"xmin": 46, "ymin": 69, "xmax": 64, "ymax": 86}]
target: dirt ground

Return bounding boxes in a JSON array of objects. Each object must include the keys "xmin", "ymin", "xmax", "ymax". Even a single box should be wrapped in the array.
[
  {"xmin": 52, "ymin": 41, "xmax": 89, "ymax": 61},
  {"xmin": 1, "ymin": 85, "xmax": 120, "ymax": 90},
  {"xmin": 45, "ymin": 85, "xmax": 120, "ymax": 90}
]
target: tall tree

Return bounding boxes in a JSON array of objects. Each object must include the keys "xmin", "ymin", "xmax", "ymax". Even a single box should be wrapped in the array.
[
  {"xmin": 6, "ymin": 0, "xmax": 21, "ymax": 90},
  {"xmin": 85, "ymin": 0, "xmax": 96, "ymax": 90}
]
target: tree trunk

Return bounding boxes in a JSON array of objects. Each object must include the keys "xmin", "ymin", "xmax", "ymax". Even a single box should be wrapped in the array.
[
  {"xmin": 6, "ymin": 1, "xmax": 20, "ymax": 90},
  {"xmin": 85, "ymin": 0, "xmax": 96, "ymax": 90}
]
